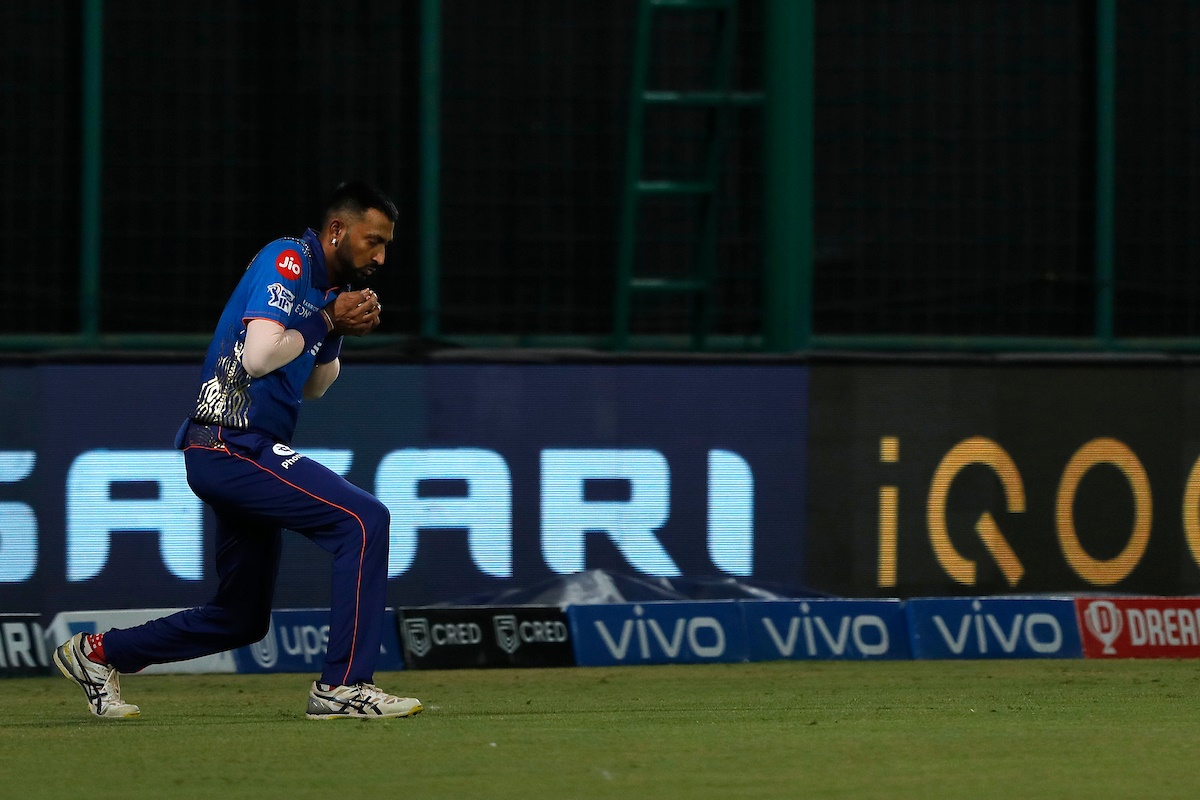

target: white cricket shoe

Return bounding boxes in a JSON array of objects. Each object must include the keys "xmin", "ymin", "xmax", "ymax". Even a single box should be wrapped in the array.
[
  {"xmin": 53, "ymin": 633, "xmax": 140, "ymax": 719},
  {"xmin": 306, "ymin": 681, "xmax": 423, "ymax": 719}
]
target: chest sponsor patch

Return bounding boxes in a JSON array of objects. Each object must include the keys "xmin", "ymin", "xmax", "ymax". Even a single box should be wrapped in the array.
[
  {"xmin": 266, "ymin": 283, "xmax": 295, "ymax": 315},
  {"xmin": 276, "ymin": 249, "xmax": 303, "ymax": 280}
]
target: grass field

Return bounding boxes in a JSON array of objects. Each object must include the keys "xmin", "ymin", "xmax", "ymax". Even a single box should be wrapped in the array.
[{"xmin": 2, "ymin": 660, "xmax": 1197, "ymax": 799}]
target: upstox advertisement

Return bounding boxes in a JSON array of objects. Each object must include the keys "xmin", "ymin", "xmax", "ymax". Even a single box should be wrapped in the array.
[
  {"xmin": 0, "ymin": 363, "xmax": 807, "ymax": 612},
  {"xmin": 231, "ymin": 608, "xmax": 404, "ymax": 673},
  {"xmin": 807, "ymin": 363, "xmax": 1200, "ymax": 598}
]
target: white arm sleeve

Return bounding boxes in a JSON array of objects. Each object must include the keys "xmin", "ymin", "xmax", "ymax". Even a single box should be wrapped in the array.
[
  {"xmin": 303, "ymin": 358, "xmax": 341, "ymax": 399},
  {"xmin": 241, "ymin": 318, "xmax": 307, "ymax": 378}
]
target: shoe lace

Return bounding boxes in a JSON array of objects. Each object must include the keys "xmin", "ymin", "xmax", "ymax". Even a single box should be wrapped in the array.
[
  {"xmin": 102, "ymin": 670, "xmax": 124, "ymax": 704},
  {"xmin": 80, "ymin": 658, "xmax": 124, "ymax": 709},
  {"xmin": 355, "ymin": 682, "xmax": 392, "ymax": 701}
]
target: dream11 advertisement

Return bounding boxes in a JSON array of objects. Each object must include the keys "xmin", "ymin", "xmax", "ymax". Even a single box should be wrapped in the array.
[{"xmin": 0, "ymin": 363, "xmax": 809, "ymax": 615}]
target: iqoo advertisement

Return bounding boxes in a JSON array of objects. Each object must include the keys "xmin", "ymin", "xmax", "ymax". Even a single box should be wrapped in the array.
[
  {"xmin": 808, "ymin": 363, "xmax": 1200, "ymax": 597},
  {"xmin": 0, "ymin": 363, "xmax": 808, "ymax": 612}
]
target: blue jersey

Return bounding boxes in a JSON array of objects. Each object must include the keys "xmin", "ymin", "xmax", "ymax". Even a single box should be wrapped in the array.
[{"xmin": 188, "ymin": 228, "xmax": 341, "ymax": 443}]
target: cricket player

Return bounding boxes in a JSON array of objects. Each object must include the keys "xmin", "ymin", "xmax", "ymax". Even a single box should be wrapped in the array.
[{"xmin": 54, "ymin": 181, "xmax": 422, "ymax": 720}]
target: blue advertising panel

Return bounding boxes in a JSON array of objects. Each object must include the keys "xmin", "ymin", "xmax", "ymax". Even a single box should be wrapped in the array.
[
  {"xmin": 231, "ymin": 608, "xmax": 404, "ymax": 674},
  {"xmin": 44, "ymin": 608, "xmax": 236, "ymax": 674},
  {"xmin": 742, "ymin": 599, "xmax": 911, "ymax": 661},
  {"xmin": 906, "ymin": 597, "xmax": 1083, "ymax": 659},
  {"xmin": 0, "ymin": 363, "xmax": 808, "ymax": 613},
  {"xmin": 567, "ymin": 601, "xmax": 750, "ymax": 666}
]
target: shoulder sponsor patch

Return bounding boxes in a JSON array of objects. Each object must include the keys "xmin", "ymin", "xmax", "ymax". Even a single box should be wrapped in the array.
[
  {"xmin": 266, "ymin": 283, "xmax": 295, "ymax": 315},
  {"xmin": 276, "ymin": 249, "xmax": 303, "ymax": 280}
]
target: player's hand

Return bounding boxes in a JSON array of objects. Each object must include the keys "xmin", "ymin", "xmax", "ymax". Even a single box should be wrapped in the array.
[{"xmin": 326, "ymin": 289, "xmax": 382, "ymax": 337}]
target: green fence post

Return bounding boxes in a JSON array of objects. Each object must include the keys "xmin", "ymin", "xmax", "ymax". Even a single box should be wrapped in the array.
[
  {"xmin": 1094, "ymin": 0, "xmax": 1116, "ymax": 347},
  {"xmin": 80, "ymin": 0, "xmax": 103, "ymax": 342},
  {"xmin": 762, "ymin": 0, "xmax": 813, "ymax": 352},
  {"xmin": 419, "ymin": 0, "xmax": 442, "ymax": 340}
]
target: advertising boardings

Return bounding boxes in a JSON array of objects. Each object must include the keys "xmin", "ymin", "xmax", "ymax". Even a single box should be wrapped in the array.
[
  {"xmin": 808, "ymin": 363, "xmax": 1200, "ymax": 598},
  {"xmin": 0, "ymin": 614, "xmax": 51, "ymax": 676},
  {"xmin": 0, "ymin": 363, "xmax": 807, "ymax": 612},
  {"xmin": 568, "ymin": 601, "xmax": 749, "ymax": 666},
  {"xmin": 397, "ymin": 606, "xmax": 574, "ymax": 669},
  {"xmin": 742, "ymin": 599, "xmax": 910, "ymax": 661},
  {"xmin": 1077, "ymin": 597, "xmax": 1200, "ymax": 659},
  {"xmin": 906, "ymin": 598, "xmax": 1083, "ymax": 660},
  {"xmin": 232, "ymin": 609, "xmax": 404, "ymax": 674},
  {"xmin": 44, "ymin": 609, "xmax": 236, "ymax": 674}
]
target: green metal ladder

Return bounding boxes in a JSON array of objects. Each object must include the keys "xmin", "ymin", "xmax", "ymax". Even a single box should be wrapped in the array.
[{"xmin": 613, "ymin": 0, "xmax": 762, "ymax": 350}]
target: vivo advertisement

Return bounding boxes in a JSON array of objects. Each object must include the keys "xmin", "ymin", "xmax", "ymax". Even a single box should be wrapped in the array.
[
  {"xmin": 905, "ymin": 597, "xmax": 1083, "ymax": 660},
  {"xmin": 0, "ymin": 363, "xmax": 808, "ymax": 613}
]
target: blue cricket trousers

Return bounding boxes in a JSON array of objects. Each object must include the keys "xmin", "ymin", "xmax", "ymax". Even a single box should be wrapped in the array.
[{"xmin": 103, "ymin": 423, "xmax": 389, "ymax": 687}]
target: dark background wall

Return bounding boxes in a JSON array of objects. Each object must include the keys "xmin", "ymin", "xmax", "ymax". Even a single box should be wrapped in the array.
[{"xmin": 1, "ymin": 1, "xmax": 1196, "ymax": 342}]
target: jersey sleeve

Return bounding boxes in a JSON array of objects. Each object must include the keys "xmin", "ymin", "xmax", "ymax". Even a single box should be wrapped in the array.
[{"xmin": 241, "ymin": 239, "xmax": 310, "ymax": 328}]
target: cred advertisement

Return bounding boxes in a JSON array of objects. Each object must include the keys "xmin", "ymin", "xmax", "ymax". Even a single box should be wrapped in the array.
[
  {"xmin": 397, "ymin": 606, "xmax": 575, "ymax": 669},
  {"xmin": 1076, "ymin": 597, "xmax": 1200, "ymax": 659}
]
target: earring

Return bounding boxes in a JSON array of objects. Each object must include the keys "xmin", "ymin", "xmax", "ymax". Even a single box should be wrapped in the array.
[{"xmin": 331, "ymin": 237, "xmax": 338, "ymax": 247}]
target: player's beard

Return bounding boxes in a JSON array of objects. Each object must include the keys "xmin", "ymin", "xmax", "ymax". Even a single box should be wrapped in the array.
[
  {"xmin": 334, "ymin": 247, "xmax": 376, "ymax": 287},
  {"xmin": 349, "ymin": 263, "xmax": 376, "ymax": 286}
]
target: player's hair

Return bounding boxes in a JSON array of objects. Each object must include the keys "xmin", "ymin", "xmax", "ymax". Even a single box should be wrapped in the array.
[{"xmin": 322, "ymin": 181, "xmax": 399, "ymax": 225}]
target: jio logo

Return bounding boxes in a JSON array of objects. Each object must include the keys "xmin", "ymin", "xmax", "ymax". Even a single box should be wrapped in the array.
[{"xmin": 276, "ymin": 249, "xmax": 302, "ymax": 280}]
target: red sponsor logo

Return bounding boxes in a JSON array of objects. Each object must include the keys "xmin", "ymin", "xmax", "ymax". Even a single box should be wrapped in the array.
[
  {"xmin": 275, "ymin": 249, "xmax": 303, "ymax": 280},
  {"xmin": 1076, "ymin": 597, "xmax": 1200, "ymax": 658}
]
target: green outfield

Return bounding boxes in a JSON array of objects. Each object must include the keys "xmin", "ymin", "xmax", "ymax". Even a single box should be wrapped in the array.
[{"xmin": 2, "ymin": 660, "xmax": 1195, "ymax": 799}]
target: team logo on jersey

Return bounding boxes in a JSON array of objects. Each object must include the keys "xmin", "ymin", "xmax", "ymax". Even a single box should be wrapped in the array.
[
  {"xmin": 276, "ymin": 249, "xmax": 303, "ymax": 280},
  {"xmin": 266, "ymin": 283, "xmax": 295, "ymax": 314},
  {"xmin": 271, "ymin": 443, "xmax": 305, "ymax": 469}
]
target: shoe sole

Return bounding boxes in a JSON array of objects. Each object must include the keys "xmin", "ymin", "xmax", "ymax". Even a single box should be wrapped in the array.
[
  {"xmin": 306, "ymin": 703, "xmax": 424, "ymax": 720},
  {"xmin": 53, "ymin": 643, "xmax": 140, "ymax": 719}
]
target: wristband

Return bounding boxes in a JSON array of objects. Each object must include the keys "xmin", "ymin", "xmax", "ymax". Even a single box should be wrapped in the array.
[
  {"xmin": 294, "ymin": 311, "xmax": 330, "ymax": 353},
  {"xmin": 315, "ymin": 334, "xmax": 343, "ymax": 365}
]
